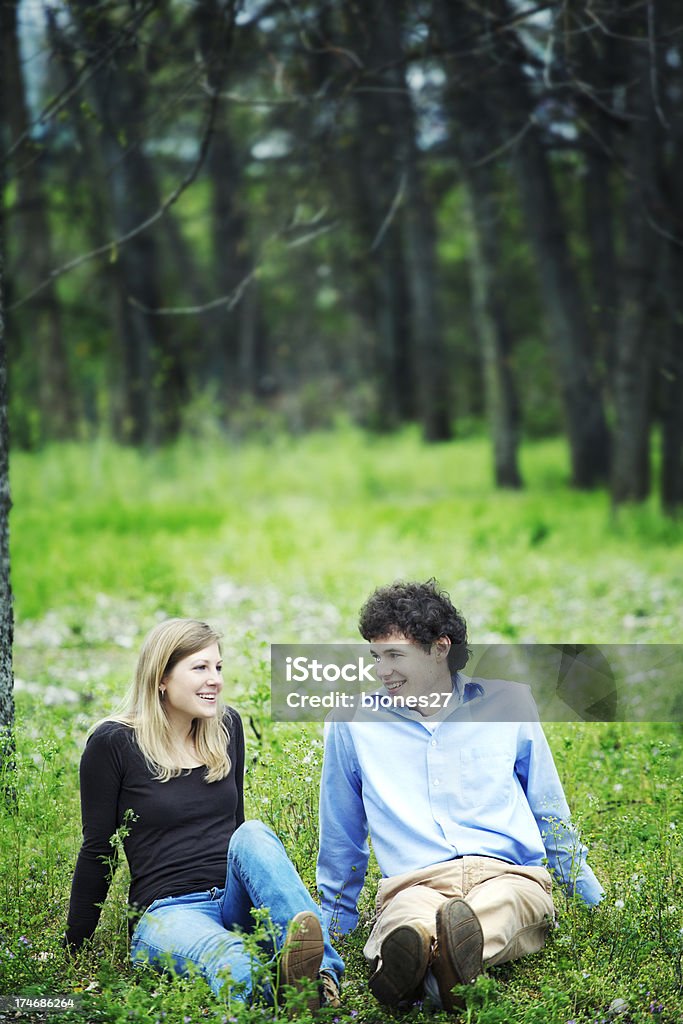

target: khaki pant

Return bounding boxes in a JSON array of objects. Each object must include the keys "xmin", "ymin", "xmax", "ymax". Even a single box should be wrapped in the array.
[{"xmin": 364, "ymin": 857, "xmax": 555, "ymax": 968}]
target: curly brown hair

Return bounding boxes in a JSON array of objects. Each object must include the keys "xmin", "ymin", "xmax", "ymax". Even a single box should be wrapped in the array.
[{"xmin": 358, "ymin": 579, "xmax": 470, "ymax": 671}]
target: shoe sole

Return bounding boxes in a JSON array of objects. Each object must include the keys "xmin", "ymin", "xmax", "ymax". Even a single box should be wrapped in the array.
[
  {"xmin": 280, "ymin": 910, "xmax": 324, "ymax": 1013},
  {"xmin": 434, "ymin": 899, "xmax": 484, "ymax": 1010},
  {"xmin": 369, "ymin": 924, "xmax": 431, "ymax": 1005}
]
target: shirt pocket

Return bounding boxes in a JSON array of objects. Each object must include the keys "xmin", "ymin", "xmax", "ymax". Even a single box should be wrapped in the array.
[{"xmin": 457, "ymin": 748, "xmax": 514, "ymax": 810}]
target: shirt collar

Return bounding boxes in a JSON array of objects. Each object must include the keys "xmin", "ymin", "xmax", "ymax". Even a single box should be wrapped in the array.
[{"xmin": 378, "ymin": 671, "xmax": 469, "ymax": 727}]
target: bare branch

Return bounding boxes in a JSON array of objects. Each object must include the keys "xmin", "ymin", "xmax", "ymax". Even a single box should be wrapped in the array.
[
  {"xmin": 285, "ymin": 221, "xmax": 338, "ymax": 248},
  {"xmin": 299, "ymin": 39, "xmax": 364, "ymax": 70},
  {"xmin": 204, "ymin": 81, "xmax": 414, "ymax": 110},
  {"xmin": 645, "ymin": 212, "xmax": 683, "ymax": 248},
  {"xmin": 280, "ymin": 0, "xmax": 364, "ymax": 68},
  {"xmin": 647, "ymin": 0, "xmax": 670, "ymax": 129},
  {"xmin": 8, "ymin": 90, "xmax": 221, "ymax": 313},
  {"xmin": 472, "ymin": 116, "xmax": 534, "ymax": 168},
  {"xmin": 129, "ymin": 270, "xmax": 257, "ymax": 316},
  {"xmin": 583, "ymin": 3, "xmax": 657, "ymax": 44},
  {"xmin": 572, "ymin": 76, "xmax": 642, "ymax": 125},
  {"xmin": 200, "ymin": 82, "xmax": 308, "ymax": 107},
  {"xmin": 371, "ymin": 173, "xmax": 407, "ymax": 252},
  {"xmin": 3, "ymin": 3, "xmax": 157, "ymax": 166},
  {"xmin": 127, "ymin": 215, "xmax": 339, "ymax": 317}
]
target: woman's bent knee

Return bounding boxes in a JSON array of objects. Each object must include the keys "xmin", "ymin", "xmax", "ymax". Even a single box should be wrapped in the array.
[{"xmin": 229, "ymin": 819, "xmax": 278, "ymax": 860}]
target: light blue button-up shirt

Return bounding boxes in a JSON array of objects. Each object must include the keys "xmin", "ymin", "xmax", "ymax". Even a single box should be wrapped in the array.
[{"xmin": 317, "ymin": 675, "xmax": 604, "ymax": 935}]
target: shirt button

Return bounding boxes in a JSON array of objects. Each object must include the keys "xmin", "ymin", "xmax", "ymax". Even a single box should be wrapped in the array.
[
  {"xmin": 433, "ymin": 779, "xmax": 440, "ymax": 786},
  {"xmin": 431, "ymin": 740, "xmax": 437, "ymax": 747}
]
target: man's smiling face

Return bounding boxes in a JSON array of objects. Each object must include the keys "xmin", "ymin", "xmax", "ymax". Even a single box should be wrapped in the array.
[{"xmin": 369, "ymin": 630, "xmax": 452, "ymax": 713}]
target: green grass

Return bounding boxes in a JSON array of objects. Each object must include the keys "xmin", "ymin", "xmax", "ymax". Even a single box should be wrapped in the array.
[
  {"xmin": 2, "ymin": 429, "xmax": 683, "ymax": 1023},
  {"xmin": 9, "ymin": 427, "xmax": 683, "ymax": 637}
]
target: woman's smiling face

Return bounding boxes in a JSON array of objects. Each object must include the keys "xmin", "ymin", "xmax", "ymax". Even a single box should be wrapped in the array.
[{"xmin": 161, "ymin": 643, "xmax": 223, "ymax": 729}]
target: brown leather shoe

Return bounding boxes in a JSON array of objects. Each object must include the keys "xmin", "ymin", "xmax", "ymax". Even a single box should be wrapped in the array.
[
  {"xmin": 319, "ymin": 970, "xmax": 341, "ymax": 1008},
  {"xmin": 280, "ymin": 911, "xmax": 324, "ymax": 1012},
  {"xmin": 368, "ymin": 921, "xmax": 432, "ymax": 1006},
  {"xmin": 431, "ymin": 898, "xmax": 484, "ymax": 1011}
]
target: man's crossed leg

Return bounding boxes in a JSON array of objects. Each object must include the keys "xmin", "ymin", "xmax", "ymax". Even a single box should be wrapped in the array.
[{"xmin": 364, "ymin": 857, "xmax": 555, "ymax": 1011}]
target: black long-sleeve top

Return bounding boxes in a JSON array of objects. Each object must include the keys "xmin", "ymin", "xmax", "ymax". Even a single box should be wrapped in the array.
[{"xmin": 66, "ymin": 708, "xmax": 245, "ymax": 948}]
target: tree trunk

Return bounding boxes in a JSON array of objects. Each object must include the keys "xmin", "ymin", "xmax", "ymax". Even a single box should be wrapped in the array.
[
  {"xmin": 656, "ymin": 0, "xmax": 683, "ymax": 513},
  {"xmin": 105, "ymin": 132, "xmax": 167, "ymax": 445},
  {"xmin": 346, "ymin": 96, "xmax": 415, "ymax": 431},
  {"xmin": 299, "ymin": 4, "xmax": 409, "ymax": 428},
  {"xmin": 610, "ymin": 31, "xmax": 661, "ymax": 504},
  {"xmin": 71, "ymin": 2, "xmax": 186, "ymax": 444},
  {"xmin": 583, "ymin": 141, "xmax": 619, "ymax": 383},
  {"xmin": 195, "ymin": 0, "xmax": 270, "ymax": 407},
  {"xmin": 46, "ymin": 8, "xmax": 127, "ymax": 434},
  {"xmin": 565, "ymin": 15, "xmax": 621, "ymax": 387},
  {"xmin": 402, "ymin": 150, "xmax": 452, "ymax": 442},
  {"xmin": 506, "ymin": 109, "xmax": 611, "ymax": 488},
  {"xmin": 351, "ymin": 0, "xmax": 451, "ymax": 440},
  {"xmin": 237, "ymin": 278, "xmax": 272, "ymax": 397},
  {"xmin": 660, "ymin": 251, "xmax": 683, "ymax": 513},
  {"xmin": 0, "ymin": 182, "xmax": 15, "ymax": 777},
  {"xmin": 434, "ymin": 0, "xmax": 610, "ymax": 484},
  {"xmin": 325, "ymin": 0, "xmax": 417, "ymax": 431},
  {"xmin": 433, "ymin": 0, "xmax": 522, "ymax": 484},
  {"xmin": 206, "ymin": 118, "xmax": 260, "ymax": 399},
  {"xmin": 2, "ymin": 0, "xmax": 75, "ymax": 442},
  {"xmin": 464, "ymin": 183, "xmax": 522, "ymax": 488}
]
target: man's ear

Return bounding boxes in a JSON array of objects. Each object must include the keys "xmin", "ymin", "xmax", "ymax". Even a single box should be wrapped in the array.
[{"xmin": 434, "ymin": 636, "xmax": 451, "ymax": 661}]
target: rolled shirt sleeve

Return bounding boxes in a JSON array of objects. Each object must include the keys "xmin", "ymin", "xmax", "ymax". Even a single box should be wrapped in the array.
[{"xmin": 515, "ymin": 719, "xmax": 604, "ymax": 906}]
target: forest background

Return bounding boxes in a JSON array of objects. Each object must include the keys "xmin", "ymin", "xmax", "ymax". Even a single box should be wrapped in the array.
[{"xmin": 1, "ymin": 1, "xmax": 683, "ymax": 1023}]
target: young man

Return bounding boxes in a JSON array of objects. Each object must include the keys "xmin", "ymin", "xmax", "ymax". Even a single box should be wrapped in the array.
[{"xmin": 316, "ymin": 580, "xmax": 603, "ymax": 1011}]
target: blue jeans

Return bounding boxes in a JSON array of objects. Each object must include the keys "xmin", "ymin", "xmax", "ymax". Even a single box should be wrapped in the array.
[{"xmin": 130, "ymin": 819, "xmax": 344, "ymax": 1001}]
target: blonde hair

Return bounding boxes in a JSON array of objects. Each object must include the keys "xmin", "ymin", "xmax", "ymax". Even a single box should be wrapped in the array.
[{"xmin": 99, "ymin": 618, "xmax": 232, "ymax": 783}]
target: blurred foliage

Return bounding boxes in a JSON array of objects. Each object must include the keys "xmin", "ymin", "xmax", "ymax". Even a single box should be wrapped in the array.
[{"xmin": 4, "ymin": 0, "xmax": 682, "ymax": 507}]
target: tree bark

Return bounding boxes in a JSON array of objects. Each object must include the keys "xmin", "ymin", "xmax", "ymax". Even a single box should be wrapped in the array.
[
  {"xmin": 503, "ymin": 93, "xmax": 611, "ymax": 487},
  {"xmin": 206, "ymin": 117, "xmax": 263, "ymax": 398},
  {"xmin": 402, "ymin": 147, "xmax": 452, "ymax": 442},
  {"xmin": 283, "ymin": 2, "xmax": 406, "ymax": 427},
  {"xmin": 433, "ymin": 0, "xmax": 610, "ymax": 484},
  {"xmin": 610, "ymin": 26, "xmax": 661, "ymax": 504},
  {"xmin": 578, "ymin": 35, "xmax": 620, "ymax": 386},
  {"xmin": 464, "ymin": 182, "xmax": 522, "ymax": 488},
  {"xmin": 583, "ymin": 140, "xmax": 619, "ymax": 383},
  {"xmin": 322, "ymin": 0, "xmax": 417, "ymax": 431},
  {"xmin": 0, "ymin": 168, "xmax": 15, "ymax": 776},
  {"xmin": 433, "ymin": 0, "xmax": 522, "ymax": 484},
  {"xmin": 660, "ymin": 248, "xmax": 683, "ymax": 513},
  {"xmin": 71, "ymin": 1, "xmax": 187, "ymax": 444},
  {"xmin": 195, "ymin": 0, "xmax": 271, "ymax": 406},
  {"xmin": 656, "ymin": 0, "xmax": 683, "ymax": 513},
  {"xmin": 560, "ymin": 9, "xmax": 622, "ymax": 386},
  {"xmin": 350, "ymin": 0, "xmax": 451, "ymax": 440},
  {"xmin": 353, "ymin": 108, "xmax": 416, "ymax": 431}
]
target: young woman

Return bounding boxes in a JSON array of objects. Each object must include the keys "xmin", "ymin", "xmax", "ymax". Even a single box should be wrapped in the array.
[{"xmin": 66, "ymin": 618, "xmax": 343, "ymax": 1009}]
